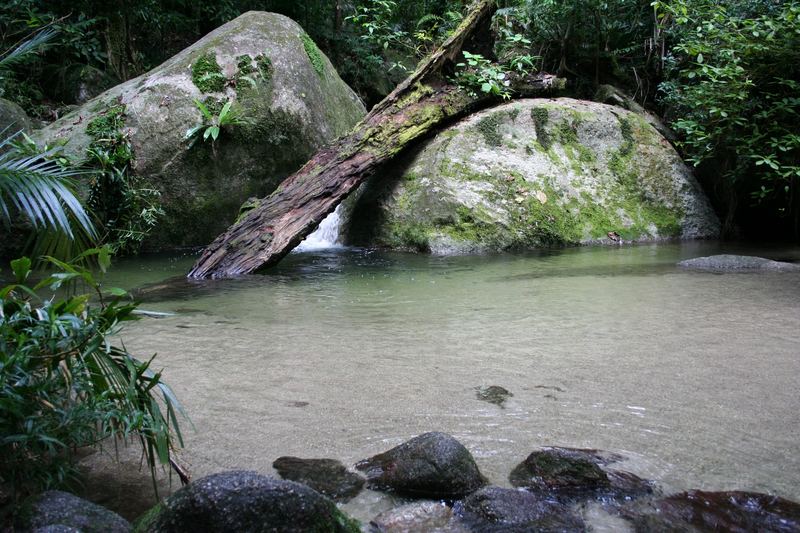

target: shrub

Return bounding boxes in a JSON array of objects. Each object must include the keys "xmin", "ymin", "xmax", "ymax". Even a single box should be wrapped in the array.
[{"xmin": 0, "ymin": 249, "xmax": 186, "ymax": 501}]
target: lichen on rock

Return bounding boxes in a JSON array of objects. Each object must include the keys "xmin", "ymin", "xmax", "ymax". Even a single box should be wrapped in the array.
[{"xmin": 343, "ymin": 98, "xmax": 720, "ymax": 253}]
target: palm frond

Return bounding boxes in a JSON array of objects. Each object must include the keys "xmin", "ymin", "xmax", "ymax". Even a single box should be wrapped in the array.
[
  {"xmin": 0, "ymin": 29, "xmax": 59, "ymax": 72},
  {"xmin": 0, "ymin": 132, "xmax": 97, "ymax": 241}
]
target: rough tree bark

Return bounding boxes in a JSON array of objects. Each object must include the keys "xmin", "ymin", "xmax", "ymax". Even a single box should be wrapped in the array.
[{"xmin": 189, "ymin": 0, "xmax": 561, "ymax": 279}]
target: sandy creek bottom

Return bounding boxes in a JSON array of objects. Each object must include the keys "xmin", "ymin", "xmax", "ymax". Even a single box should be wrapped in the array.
[{"xmin": 79, "ymin": 241, "xmax": 800, "ymax": 528}]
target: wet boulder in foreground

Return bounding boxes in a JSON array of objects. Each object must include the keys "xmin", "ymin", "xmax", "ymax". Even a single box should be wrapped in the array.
[
  {"xmin": 509, "ymin": 447, "xmax": 652, "ymax": 501},
  {"xmin": 454, "ymin": 486, "xmax": 586, "ymax": 532},
  {"xmin": 272, "ymin": 456, "xmax": 365, "ymax": 502},
  {"xmin": 678, "ymin": 254, "xmax": 800, "ymax": 272},
  {"xmin": 356, "ymin": 432, "xmax": 487, "ymax": 499},
  {"xmin": 16, "ymin": 490, "xmax": 131, "ymax": 533},
  {"xmin": 139, "ymin": 470, "xmax": 360, "ymax": 532},
  {"xmin": 624, "ymin": 490, "xmax": 800, "ymax": 532},
  {"xmin": 370, "ymin": 501, "xmax": 466, "ymax": 533}
]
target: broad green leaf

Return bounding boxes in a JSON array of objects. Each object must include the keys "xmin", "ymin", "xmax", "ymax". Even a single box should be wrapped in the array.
[{"xmin": 10, "ymin": 257, "xmax": 31, "ymax": 283}]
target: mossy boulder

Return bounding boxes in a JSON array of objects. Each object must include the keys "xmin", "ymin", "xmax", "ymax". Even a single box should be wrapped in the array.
[
  {"xmin": 344, "ymin": 98, "xmax": 719, "ymax": 253},
  {"xmin": 33, "ymin": 12, "xmax": 365, "ymax": 249},
  {"xmin": 139, "ymin": 470, "xmax": 360, "ymax": 532}
]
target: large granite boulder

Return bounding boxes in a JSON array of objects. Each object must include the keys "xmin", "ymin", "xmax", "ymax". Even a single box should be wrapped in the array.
[
  {"xmin": 34, "ymin": 11, "xmax": 365, "ymax": 249},
  {"xmin": 344, "ymin": 98, "xmax": 719, "ymax": 254},
  {"xmin": 15, "ymin": 490, "xmax": 131, "ymax": 533},
  {"xmin": 355, "ymin": 432, "xmax": 487, "ymax": 499},
  {"xmin": 138, "ymin": 470, "xmax": 360, "ymax": 532}
]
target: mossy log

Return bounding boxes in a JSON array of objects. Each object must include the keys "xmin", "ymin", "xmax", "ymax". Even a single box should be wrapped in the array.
[{"xmin": 189, "ymin": 0, "xmax": 561, "ymax": 278}]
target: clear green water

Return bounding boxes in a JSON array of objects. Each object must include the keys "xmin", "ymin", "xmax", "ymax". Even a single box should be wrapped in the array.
[{"xmin": 81, "ymin": 242, "xmax": 800, "ymax": 523}]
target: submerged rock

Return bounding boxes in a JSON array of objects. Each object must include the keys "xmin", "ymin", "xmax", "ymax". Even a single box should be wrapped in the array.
[
  {"xmin": 272, "ymin": 456, "xmax": 365, "ymax": 502},
  {"xmin": 355, "ymin": 432, "xmax": 487, "ymax": 499},
  {"xmin": 475, "ymin": 385, "xmax": 513, "ymax": 407},
  {"xmin": 509, "ymin": 447, "xmax": 652, "ymax": 501},
  {"xmin": 624, "ymin": 490, "xmax": 800, "ymax": 532},
  {"xmin": 16, "ymin": 490, "xmax": 131, "ymax": 533},
  {"xmin": 370, "ymin": 501, "xmax": 467, "ymax": 533},
  {"xmin": 454, "ymin": 486, "xmax": 585, "ymax": 532},
  {"xmin": 344, "ymin": 98, "xmax": 719, "ymax": 253},
  {"xmin": 34, "ymin": 11, "xmax": 365, "ymax": 249},
  {"xmin": 140, "ymin": 470, "xmax": 360, "ymax": 532},
  {"xmin": 678, "ymin": 254, "xmax": 800, "ymax": 272}
]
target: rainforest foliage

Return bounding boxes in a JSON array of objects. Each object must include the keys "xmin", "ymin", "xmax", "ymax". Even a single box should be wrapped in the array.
[{"xmin": 0, "ymin": 0, "xmax": 798, "ymax": 238}]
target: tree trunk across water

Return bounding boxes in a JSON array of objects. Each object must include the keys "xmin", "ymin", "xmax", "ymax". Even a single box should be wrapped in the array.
[{"xmin": 188, "ymin": 0, "xmax": 562, "ymax": 279}]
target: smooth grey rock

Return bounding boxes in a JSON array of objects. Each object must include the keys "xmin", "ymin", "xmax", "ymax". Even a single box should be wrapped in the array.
[
  {"xmin": 272, "ymin": 456, "xmax": 365, "ymax": 502},
  {"xmin": 356, "ymin": 432, "xmax": 487, "ymax": 499},
  {"xmin": 17, "ymin": 490, "xmax": 131, "ymax": 533},
  {"xmin": 143, "ymin": 470, "xmax": 360, "ymax": 532},
  {"xmin": 34, "ymin": 12, "xmax": 365, "ymax": 249},
  {"xmin": 344, "ymin": 99, "xmax": 719, "ymax": 253},
  {"xmin": 678, "ymin": 254, "xmax": 800, "ymax": 271},
  {"xmin": 454, "ymin": 486, "xmax": 585, "ymax": 532}
]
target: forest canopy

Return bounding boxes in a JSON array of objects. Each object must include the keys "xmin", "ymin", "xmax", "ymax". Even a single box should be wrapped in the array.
[{"xmin": 1, "ymin": 0, "xmax": 798, "ymax": 239}]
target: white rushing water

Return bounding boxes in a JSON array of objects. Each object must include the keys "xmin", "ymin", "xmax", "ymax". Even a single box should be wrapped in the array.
[{"xmin": 293, "ymin": 205, "xmax": 343, "ymax": 252}]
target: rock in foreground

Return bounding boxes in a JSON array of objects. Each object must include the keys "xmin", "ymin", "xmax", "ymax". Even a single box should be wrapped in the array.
[
  {"xmin": 16, "ymin": 490, "xmax": 131, "ymax": 533},
  {"xmin": 141, "ymin": 470, "xmax": 359, "ymax": 532},
  {"xmin": 344, "ymin": 98, "xmax": 719, "ymax": 254},
  {"xmin": 370, "ymin": 501, "xmax": 466, "ymax": 533},
  {"xmin": 509, "ymin": 447, "xmax": 652, "ymax": 501},
  {"xmin": 356, "ymin": 432, "xmax": 487, "ymax": 499},
  {"xmin": 625, "ymin": 490, "xmax": 800, "ymax": 532},
  {"xmin": 272, "ymin": 456, "xmax": 365, "ymax": 502},
  {"xmin": 454, "ymin": 486, "xmax": 585, "ymax": 532},
  {"xmin": 678, "ymin": 254, "xmax": 800, "ymax": 272}
]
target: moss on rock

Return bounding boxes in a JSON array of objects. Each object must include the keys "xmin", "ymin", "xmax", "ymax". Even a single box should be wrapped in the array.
[
  {"xmin": 191, "ymin": 52, "xmax": 225, "ymax": 93},
  {"xmin": 344, "ymin": 98, "xmax": 719, "ymax": 253},
  {"xmin": 301, "ymin": 33, "xmax": 325, "ymax": 76},
  {"xmin": 34, "ymin": 12, "xmax": 366, "ymax": 250}
]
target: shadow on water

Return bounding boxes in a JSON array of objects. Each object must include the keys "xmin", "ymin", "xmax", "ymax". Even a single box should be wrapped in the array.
[{"xmin": 128, "ymin": 240, "xmax": 800, "ymax": 303}]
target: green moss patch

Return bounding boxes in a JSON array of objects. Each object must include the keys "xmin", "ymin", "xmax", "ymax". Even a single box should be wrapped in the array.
[
  {"xmin": 531, "ymin": 107, "xmax": 551, "ymax": 150},
  {"xmin": 301, "ymin": 33, "xmax": 324, "ymax": 76},
  {"xmin": 476, "ymin": 113, "xmax": 502, "ymax": 147},
  {"xmin": 192, "ymin": 52, "xmax": 225, "ymax": 93}
]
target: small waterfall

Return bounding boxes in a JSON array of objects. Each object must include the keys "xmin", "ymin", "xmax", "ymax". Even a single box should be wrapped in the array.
[{"xmin": 293, "ymin": 205, "xmax": 344, "ymax": 252}]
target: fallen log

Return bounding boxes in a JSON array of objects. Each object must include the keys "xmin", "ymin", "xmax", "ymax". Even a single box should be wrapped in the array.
[{"xmin": 188, "ymin": 0, "xmax": 561, "ymax": 279}]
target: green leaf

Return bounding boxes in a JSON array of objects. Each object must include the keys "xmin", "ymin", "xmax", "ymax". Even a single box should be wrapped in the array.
[
  {"xmin": 107, "ymin": 287, "xmax": 127, "ymax": 297},
  {"xmin": 10, "ymin": 257, "xmax": 31, "ymax": 283},
  {"xmin": 97, "ymin": 246, "xmax": 111, "ymax": 273}
]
